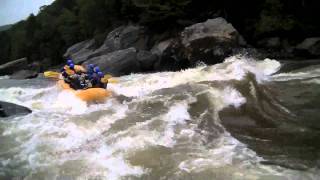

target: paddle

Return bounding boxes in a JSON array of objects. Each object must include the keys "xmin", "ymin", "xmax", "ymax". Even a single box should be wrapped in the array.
[
  {"xmin": 44, "ymin": 71, "xmax": 119, "ymax": 83},
  {"xmin": 101, "ymin": 75, "xmax": 119, "ymax": 83},
  {"xmin": 44, "ymin": 71, "xmax": 60, "ymax": 79}
]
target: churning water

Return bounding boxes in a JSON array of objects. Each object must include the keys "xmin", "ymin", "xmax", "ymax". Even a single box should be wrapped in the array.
[{"xmin": 0, "ymin": 56, "xmax": 319, "ymax": 180}]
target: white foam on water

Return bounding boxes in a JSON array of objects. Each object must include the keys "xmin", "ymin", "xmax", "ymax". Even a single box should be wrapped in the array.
[
  {"xmin": 51, "ymin": 90, "xmax": 88, "ymax": 115},
  {"xmin": 85, "ymin": 147, "xmax": 145, "ymax": 180},
  {"xmin": 272, "ymin": 67, "xmax": 320, "ymax": 81},
  {"xmin": 109, "ymin": 56, "xmax": 281, "ymax": 97},
  {"xmin": 0, "ymin": 75, "xmax": 9, "ymax": 79},
  {"xmin": 159, "ymin": 102, "xmax": 191, "ymax": 147},
  {"xmin": 2, "ymin": 56, "xmax": 316, "ymax": 179}
]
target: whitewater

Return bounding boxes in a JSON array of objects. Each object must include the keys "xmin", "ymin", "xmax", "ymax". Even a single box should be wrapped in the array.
[{"xmin": 0, "ymin": 56, "xmax": 319, "ymax": 180}]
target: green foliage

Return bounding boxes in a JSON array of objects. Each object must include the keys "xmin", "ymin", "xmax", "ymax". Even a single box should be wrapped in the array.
[
  {"xmin": 255, "ymin": 0, "xmax": 298, "ymax": 37},
  {"xmin": 0, "ymin": 24, "xmax": 13, "ymax": 32}
]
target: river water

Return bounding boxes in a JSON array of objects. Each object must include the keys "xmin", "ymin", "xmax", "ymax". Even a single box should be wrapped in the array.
[{"xmin": 0, "ymin": 56, "xmax": 319, "ymax": 180}]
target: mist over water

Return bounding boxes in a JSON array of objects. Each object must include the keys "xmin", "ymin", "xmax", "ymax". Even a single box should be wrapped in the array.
[{"xmin": 0, "ymin": 56, "xmax": 319, "ymax": 180}]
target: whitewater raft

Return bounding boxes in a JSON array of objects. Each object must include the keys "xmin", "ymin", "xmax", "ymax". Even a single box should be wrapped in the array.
[{"xmin": 58, "ymin": 80, "xmax": 111, "ymax": 102}]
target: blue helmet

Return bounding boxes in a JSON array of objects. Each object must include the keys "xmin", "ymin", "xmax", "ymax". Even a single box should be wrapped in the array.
[
  {"xmin": 97, "ymin": 71, "xmax": 104, "ymax": 77},
  {"xmin": 94, "ymin": 66, "xmax": 100, "ymax": 72},
  {"xmin": 67, "ymin": 59, "xmax": 73, "ymax": 65},
  {"xmin": 88, "ymin": 64, "xmax": 94, "ymax": 69},
  {"xmin": 69, "ymin": 63, "xmax": 75, "ymax": 69}
]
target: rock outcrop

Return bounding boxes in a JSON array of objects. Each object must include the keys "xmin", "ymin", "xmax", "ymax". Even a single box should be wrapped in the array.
[
  {"xmin": 64, "ymin": 25, "xmax": 149, "ymax": 66},
  {"xmin": 0, "ymin": 101, "xmax": 32, "ymax": 118},
  {"xmin": 137, "ymin": 50, "xmax": 158, "ymax": 71},
  {"xmin": 295, "ymin": 37, "xmax": 320, "ymax": 57},
  {"xmin": 83, "ymin": 48, "xmax": 141, "ymax": 76},
  {"xmin": 65, "ymin": 18, "xmax": 247, "ymax": 74},
  {"xmin": 179, "ymin": 17, "xmax": 245, "ymax": 65},
  {"xmin": 63, "ymin": 39, "xmax": 96, "ymax": 64},
  {"xmin": 0, "ymin": 58, "xmax": 28, "ymax": 75},
  {"xmin": 10, "ymin": 70, "xmax": 38, "ymax": 79}
]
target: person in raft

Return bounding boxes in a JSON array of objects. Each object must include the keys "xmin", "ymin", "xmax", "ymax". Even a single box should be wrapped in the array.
[
  {"xmin": 61, "ymin": 60, "xmax": 106, "ymax": 90},
  {"xmin": 91, "ymin": 66, "xmax": 107, "ymax": 88}
]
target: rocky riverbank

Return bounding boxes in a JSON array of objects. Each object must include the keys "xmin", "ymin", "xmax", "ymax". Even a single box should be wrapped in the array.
[{"xmin": 1, "ymin": 17, "xmax": 319, "ymax": 79}]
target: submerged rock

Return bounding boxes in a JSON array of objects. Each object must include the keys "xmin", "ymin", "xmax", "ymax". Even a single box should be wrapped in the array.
[
  {"xmin": 0, "ymin": 58, "xmax": 28, "ymax": 75},
  {"xmin": 0, "ymin": 101, "xmax": 31, "ymax": 118}
]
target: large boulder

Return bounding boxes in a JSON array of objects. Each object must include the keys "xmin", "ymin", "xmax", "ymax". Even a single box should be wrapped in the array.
[
  {"xmin": 151, "ymin": 38, "xmax": 187, "ymax": 71},
  {"xmin": 179, "ymin": 17, "xmax": 244, "ymax": 65},
  {"xmin": 83, "ymin": 48, "xmax": 140, "ymax": 76},
  {"xmin": 137, "ymin": 50, "xmax": 158, "ymax": 71},
  {"xmin": 151, "ymin": 38, "xmax": 174, "ymax": 58},
  {"xmin": 64, "ymin": 25, "xmax": 149, "ymax": 65},
  {"xmin": 295, "ymin": 37, "xmax": 320, "ymax": 57},
  {"xmin": 0, "ymin": 58, "xmax": 28, "ymax": 75},
  {"xmin": 90, "ymin": 25, "xmax": 149, "ymax": 60},
  {"xmin": 0, "ymin": 101, "xmax": 32, "ymax": 118},
  {"xmin": 10, "ymin": 70, "xmax": 38, "ymax": 79},
  {"xmin": 99, "ymin": 25, "xmax": 148, "ymax": 51},
  {"xmin": 63, "ymin": 39, "xmax": 96, "ymax": 64}
]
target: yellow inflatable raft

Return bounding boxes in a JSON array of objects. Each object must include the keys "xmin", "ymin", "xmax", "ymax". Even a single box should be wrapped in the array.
[{"xmin": 58, "ymin": 80, "xmax": 112, "ymax": 102}]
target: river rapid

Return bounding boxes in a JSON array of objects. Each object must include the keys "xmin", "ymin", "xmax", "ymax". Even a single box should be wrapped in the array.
[{"xmin": 0, "ymin": 56, "xmax": 319, "ymax": 180}]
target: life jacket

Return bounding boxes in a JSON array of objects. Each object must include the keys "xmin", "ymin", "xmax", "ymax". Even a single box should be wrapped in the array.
[{"xmin": 63, "ymin": 65, "xmax": 86, "ymax": 75}]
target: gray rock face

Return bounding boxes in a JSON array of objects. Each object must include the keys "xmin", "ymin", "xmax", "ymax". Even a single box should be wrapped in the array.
[
  {"xmin": 0, "ymin": 58, "xmax": 28, "ymax": 75},
  {"xmin": 295, "ymin": 37, "xmax": 320, "ymax": 56},
  {"xmin": 0, "ymin": 101, "xmax": 32, "ymax": 118},
  {"xmin": 10, "ymin": 70, "xmax": 38, "ymax": 79},
  {"xmin": 64, "ymin": 25, "xmax": 149, "ymax": 66},
  {"xmin": 151, "ymin": 39, "xmax": 174, "ymax": 57},
  {"xmin": 137, "ymin": 50, "xmax": 158, "ymax": 71},
  {"xmin": 180, "ymin": 17, "xmax": 243, "ymax": 64},
  {"xmin": 91, "ymin": 25, "xmax": 148, "ymax": 59},
  {"xmin": 151, "ymin": 38, "xmax": 182, "ymax": 70},
  {"xmin": 65, "ymin": 19, "xmax": 246, "ymax": 74},
  {"xmin": 63, "ymin": 39, "xmax": 96, "ymax": 64},
  {"xmin": 83, "ymin": 48, "xmax": 140, "ymax": 76},
  {"xmin": 101, "ymin": 25, "xmax": 148, "ymax": 51}
]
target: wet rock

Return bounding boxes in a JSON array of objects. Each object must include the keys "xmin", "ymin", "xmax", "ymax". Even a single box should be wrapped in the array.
[
  {"xmin": 64, "ymin": 25, "xmax": 149, "ymax": 65},
  {"xmin": 63, "ymin": 39, "xmax": 96, "ymax": 64},
  {"xmin": 27, "ymin": 61, "xmax": 41, "ymax": 73},
  {"xmin": 100, "ymin": 25, "xmax": 148, "ymax": 51},
  {"xmin": 0, "ymin": 57, "xmax": 28, "ymax": 75},
  {"xmin": 0, "ymin": 101, "xmax": 31, "ymax": 118},
  {"xmin": 151, "ymin": 38, "xmax": 188, "ymax": 71},
  {"xmin": 295, "ymin": 37, "xmax": 320, "ymax": 57},
  {"xmin": 10, "ymin": 70, "xmax": 38, "ymax": 79},
  {"xmin": 151, "ymin": 39, "xmax": 174, "ymax": 57},
  {"xmin": 83, "ymin": 47, "xmax": 140, "ymax": 76},
  {"xmin": 179, "ymin": 17, "xmax": 245, "ymax": 65},
  {"xmin": 137, "ymin": 50, "xmax": 158, "ymax": 71}
]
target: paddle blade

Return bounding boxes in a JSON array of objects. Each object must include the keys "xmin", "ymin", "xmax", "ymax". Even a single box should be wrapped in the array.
[
  {"xmin": 44, "ymin": 71, "xmax": 60, "ymax": 79},
  {"xmin": 103, "ymin": 74, "xmax": 113, "ymax": 79},
  {"xmin": 101, "ymin": 77, "xmax": 119, "ymax": 84}
]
